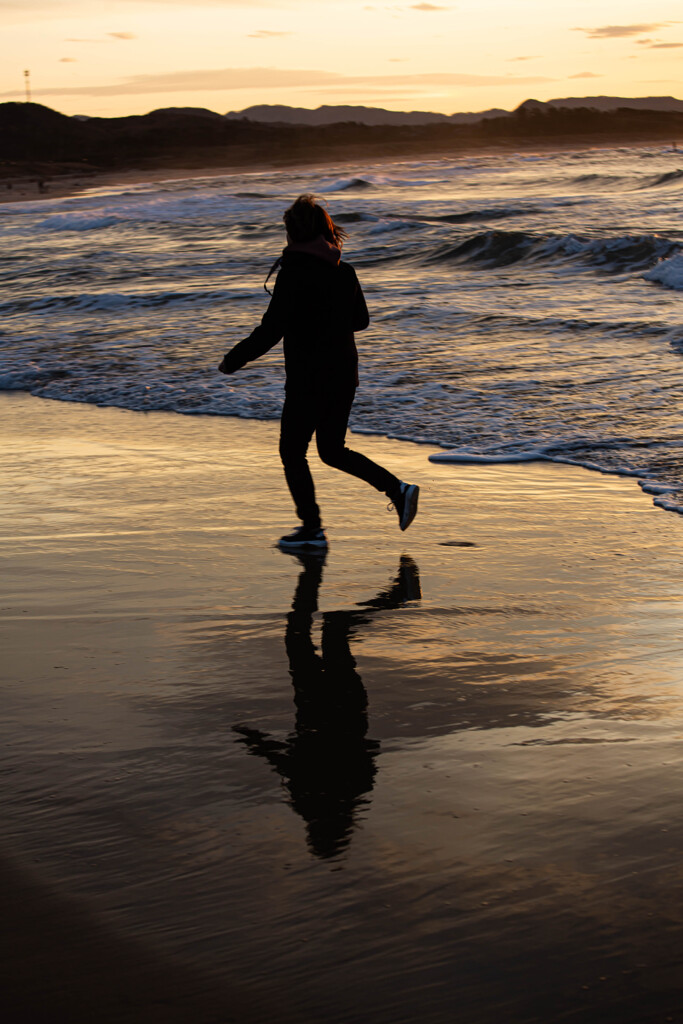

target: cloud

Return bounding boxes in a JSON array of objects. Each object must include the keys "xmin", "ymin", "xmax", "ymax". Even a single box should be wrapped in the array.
[
  {"xmin": 410, "ymin": 3, "xmax": 448, "ymax": 9},
  {"xmin": 0, "ymin": 65, "xmax": 554, "ymax": 100},
  {"xmin": 59, "ymin": 57, "xmax": 77, "ymax": 63},
  {"xmin": 576, "ymin": 24, "xmax": 668, "ymax": 40},
  {"xmin": 66, "ymin": 34, "xmax": 136, "ymax": 43},
  {"xmin": 507, "ymin": 56, "xmax": 539, "ymax": 62},
  {"xmin": 569, "ymin": 72, "xmax": 602, "ymax": 79},
  {"xmin": 635, "ymin": 36, "xmax": 683, "ymax": 48},
  {"xmin": 247, "ymin": 30, "xmax": 292, "ymax": 38}
]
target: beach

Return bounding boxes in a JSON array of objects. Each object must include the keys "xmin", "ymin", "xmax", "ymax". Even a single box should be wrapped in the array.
[
  {"xmin": 0, "ymin": 146, "xmax": 585, "ymax": 206},
  {"xmin": 4, "ymin": 391, "xmax": 683, "ymax": 1022},
  {"xmin": 0, "ymin": 165, "xmax": 282, "ymax": 205},
  {"xmin": 4, "ymin": 147, "xmax": 682, "ymax": 509},
  {"xmin": 0, "ymin": 134, "xmax": 675, "ymax": 207}
]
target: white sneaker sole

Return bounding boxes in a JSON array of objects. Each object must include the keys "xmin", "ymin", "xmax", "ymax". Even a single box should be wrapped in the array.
[{"xmin": 278, "ymin": 537, "xmax": 328, "ymax": 550}]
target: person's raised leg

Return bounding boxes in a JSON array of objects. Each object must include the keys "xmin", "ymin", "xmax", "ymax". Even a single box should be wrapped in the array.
[
  {"xmin": 315, "ymin": 387, "xmax": 419, "ymax": 531},
  {"xmin": 315, "ymin": 387, "xmax": 400, "ymax": 495}
]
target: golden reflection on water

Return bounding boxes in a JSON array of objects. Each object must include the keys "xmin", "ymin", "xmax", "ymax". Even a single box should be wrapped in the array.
[{"xmin": 5, "ymin": 394, "xmax": 683, "ymax": 1023}]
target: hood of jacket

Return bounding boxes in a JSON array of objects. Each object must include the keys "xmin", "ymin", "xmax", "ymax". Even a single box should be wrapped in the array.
[{"xmin": 282, "ymin": 234, "xmax": 342, "ymax": 266}]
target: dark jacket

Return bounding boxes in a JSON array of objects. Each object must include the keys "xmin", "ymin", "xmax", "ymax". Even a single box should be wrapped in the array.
[{"xmin": 219, "ymin": 249, "xmax": 369, "ymax": 393}]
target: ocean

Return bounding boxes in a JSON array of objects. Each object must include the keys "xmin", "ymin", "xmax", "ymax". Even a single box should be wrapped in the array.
[{"xmin": 2, "ymin": 146, "xmax": 683, "ymax": 512}]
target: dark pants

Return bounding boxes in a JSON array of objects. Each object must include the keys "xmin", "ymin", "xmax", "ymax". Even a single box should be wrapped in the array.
[{"xmin": 279, "ymin": 387, "xmax": 400, "ymax": 528}]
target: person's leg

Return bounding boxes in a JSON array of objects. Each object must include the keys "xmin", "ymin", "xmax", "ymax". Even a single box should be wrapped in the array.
[
  {"xmin": 315, "ymin": 388, "xmax": 401, "ymax": 498},
  {"xmin": 279, "ymin": 395, "xmax": 322, "ymax": 527}
]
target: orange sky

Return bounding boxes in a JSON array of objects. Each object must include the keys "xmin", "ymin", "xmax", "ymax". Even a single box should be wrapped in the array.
[{"xmin": 1, "ymin": 0, "xmax": 682, "ymax": 116}]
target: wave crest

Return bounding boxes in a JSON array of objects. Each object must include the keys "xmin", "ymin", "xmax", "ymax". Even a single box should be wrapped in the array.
[
  {"xmin": 0, "ymin": 288, "xmax": 252, "ymax": 316},
  {"xmin": 638, "ymin": 168, "xmax": 683, "ymax": 189},
  {"xmin": 317, "ymin": 177, "xmax": 375, "ymax": 192},
  {"xmin": 423, "ymin": 230, "xmax": 680, "ymax": 272},
  {"xmin": 644, "ymin": 253, "xmax": 683, "ymax": 291}
]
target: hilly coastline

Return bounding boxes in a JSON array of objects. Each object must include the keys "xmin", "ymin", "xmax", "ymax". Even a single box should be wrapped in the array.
[
  {"xmin": 1, "ymin": 96, "xmax": 683, "ymax": 194},
  {"xmin": 223, "ymin": 103, "xmax": 509, "ymax": 125},
  {"xmin": 224, "ymin": 96, "xmax": 683, "ymax": 126}
]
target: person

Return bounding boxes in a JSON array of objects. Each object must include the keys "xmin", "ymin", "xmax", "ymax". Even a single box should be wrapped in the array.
[{"xmin": 218, "ymin": 194, "xmax": 419, "ymax": 551}]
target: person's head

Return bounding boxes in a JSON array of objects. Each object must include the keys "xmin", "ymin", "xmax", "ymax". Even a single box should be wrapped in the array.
[{"xmin": 283, "ymin": 194, "xmax": 347, "ymax": 248}]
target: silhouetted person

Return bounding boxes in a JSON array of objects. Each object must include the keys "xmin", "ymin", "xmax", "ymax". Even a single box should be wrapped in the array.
[
  {"xmin": 234, "ymin": 554, "xmax": 421, "ymax": 859},
  {"xmin": 218, "ymin": 194, "xmax": 419, "ymax": 552}
]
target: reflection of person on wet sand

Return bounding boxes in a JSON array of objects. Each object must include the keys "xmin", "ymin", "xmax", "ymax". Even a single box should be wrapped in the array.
[{"xmin": 234, "ymin": 555, "xmax": 421, "ymax": 859}]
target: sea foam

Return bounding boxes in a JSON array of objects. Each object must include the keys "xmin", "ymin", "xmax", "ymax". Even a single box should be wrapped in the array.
[{"xmin": 643, "ymin": 253, "xmax": 683, "ymax": 290}]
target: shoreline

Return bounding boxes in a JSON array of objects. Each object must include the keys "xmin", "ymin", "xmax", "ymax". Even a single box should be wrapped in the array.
[
  {"xmin": 0, "ymin": 135, "xmax": 677, "ymax": 205},
  {"xmin": 4, "ymin": 387, "xmax": 676, "ymax": 518}
]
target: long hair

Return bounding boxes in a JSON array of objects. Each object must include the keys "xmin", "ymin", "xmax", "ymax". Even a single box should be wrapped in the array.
[
  {"xmin": 264, "ymin": 194, "xmax": 348, "ymax": 292},
  {"xmin": 283, "ymin": 194, "xmax": 347, "ymax": 247}
]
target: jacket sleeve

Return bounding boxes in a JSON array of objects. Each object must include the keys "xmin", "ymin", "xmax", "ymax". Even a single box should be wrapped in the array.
[
  {"xmin": 352, "ymin": 274, "xmax": 370, "ymax": 332},
  {"xmin": 219, "ymin": 270, "xmax": 288, "ymax": 374}
]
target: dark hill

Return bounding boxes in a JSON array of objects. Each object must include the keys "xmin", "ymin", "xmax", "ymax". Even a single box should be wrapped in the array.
[
  {"xmin": 0, "ymin": 102, "xmax": 92, "ymax": 161},
  {"xmin": 546, "ymin": 95, "xmax": 683, "ymax": 113},
  {"xmin": 223, "ymin": 103, "xmax": 509, "ymax": 126},
  {"xmin": 225, "ymin": 103, "xmax": 451, "ymax": 126},
  {"xmin": 2, "ymin": 101, "xmax": 683, "ymax": 179},
  {"xmin": 224, "ymin": 98, "xmax": 682, "ymax": 125}
]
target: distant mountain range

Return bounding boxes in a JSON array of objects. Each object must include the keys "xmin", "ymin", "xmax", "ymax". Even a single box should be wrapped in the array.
[
  {"xmin": 223, "ymin": 104, "xmax": 508, "ymax": 126},
  {"xmin": 224, "ymin": 96, "xmax": 683, "ymax": 126},
  {"xmin": 520, "ymin": 96, "xmax": 683, "ymax": 114},
  {"xmin": 2, "ymin": 97, "xmax": 683, "ymax": 179}
]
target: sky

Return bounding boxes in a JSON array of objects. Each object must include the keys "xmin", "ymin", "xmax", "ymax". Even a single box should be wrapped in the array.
[{"xmin": 1, "ymin": 0, "xmax": 682, "ymax": 117}]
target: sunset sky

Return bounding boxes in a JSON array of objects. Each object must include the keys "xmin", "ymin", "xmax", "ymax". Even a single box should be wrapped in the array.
[{"xmin": 1, "ymin": 0, "xmax": 682, "ymax": 117}]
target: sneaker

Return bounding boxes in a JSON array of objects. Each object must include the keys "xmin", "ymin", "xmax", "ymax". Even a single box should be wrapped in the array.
[
  {"xmin": 389, "ymin": 482, "xmax": 419, "ymax": 532},
  {"xmin": 278, "ymin": 525, "xmax": 328, "ymax": 551}
]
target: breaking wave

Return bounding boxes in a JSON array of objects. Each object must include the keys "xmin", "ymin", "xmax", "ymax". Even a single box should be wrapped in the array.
[
  {"xmin": 644, "ymin": 253, "xmax": 683, "ymax": 291},
  {"xmin": 637, "ymin": 168, "xmax": 683, "ymax": 189},
  {"xmin": 2, "ymin": 147, "xmax": 683, "ymax": 516},
  {"xmin": 423, "ymin": 230, "xmax": 680, "ymax": 271},
  {"xmin": 0, "ymin": 288, "xmax": 251, "ymax": 316},
  {"xmin": 318, "ymin": 177, "xmax": 375, "ymax": 192}
]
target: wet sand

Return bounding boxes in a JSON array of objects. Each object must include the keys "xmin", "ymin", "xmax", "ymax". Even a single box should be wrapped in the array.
[
  {"xmin": 0, "ymin": 167, "xmax": 230, "ymax": 204},
  {"xmin": 3, "ymin": 391, "xmax": 683, "ymax": 1023},
  {"xmin": 0, "ymin": 166, "xmax": 239, "ymax": 204}
]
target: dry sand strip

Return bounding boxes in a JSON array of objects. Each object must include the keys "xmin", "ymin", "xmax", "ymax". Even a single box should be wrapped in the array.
[{"xmin": 3, "ymin": 391, "xmax": 683, "ymax": 1024}]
